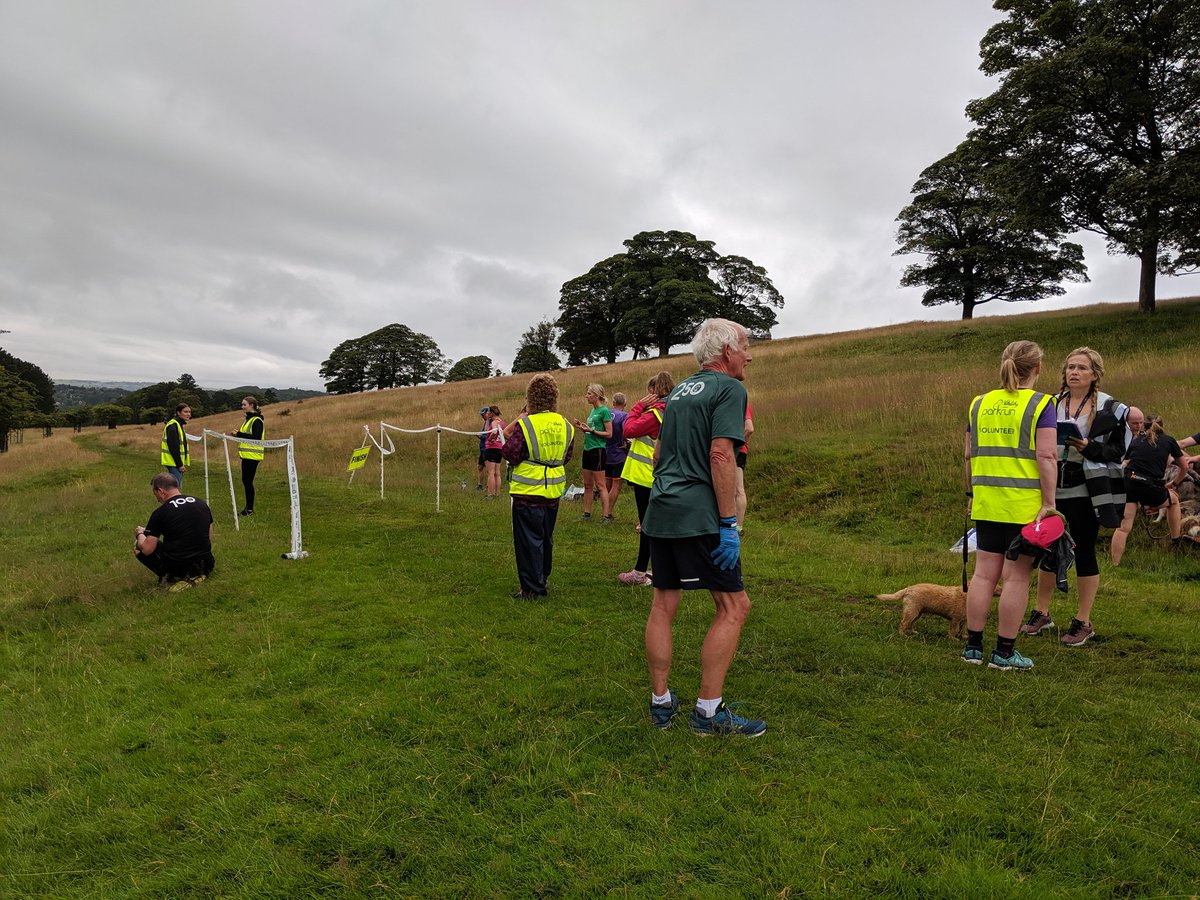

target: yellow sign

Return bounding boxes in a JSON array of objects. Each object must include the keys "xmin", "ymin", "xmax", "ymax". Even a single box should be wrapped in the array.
[{"xmin": 347, "ymin": 446, "xmax": 371, "ymax": 471}]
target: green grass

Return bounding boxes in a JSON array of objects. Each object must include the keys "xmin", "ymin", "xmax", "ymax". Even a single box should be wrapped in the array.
[{"xmin": 3, "ymin": 301, "xmax": 1200, "ymax": 896}]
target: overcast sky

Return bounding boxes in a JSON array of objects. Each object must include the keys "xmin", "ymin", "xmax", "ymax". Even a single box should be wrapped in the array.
[{"xmin": 0, "ymin": 1, "xmax": 1190, "ymax": 390}]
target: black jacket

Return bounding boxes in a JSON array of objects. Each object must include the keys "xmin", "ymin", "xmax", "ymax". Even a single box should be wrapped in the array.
[{"xmin": 1006, "ymin": 531, "xmax": 1076, "ymax": 593}]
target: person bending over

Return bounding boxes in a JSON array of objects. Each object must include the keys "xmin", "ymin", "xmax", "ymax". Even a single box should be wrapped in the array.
[{"xmin": 134, "ymin": 473, "xmax": 215, "ymax": 591}]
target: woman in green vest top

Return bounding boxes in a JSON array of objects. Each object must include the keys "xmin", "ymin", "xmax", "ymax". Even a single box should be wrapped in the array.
[{"xmin": 962, "ymin": 340, "xmax": 1059, "ymax": 671}]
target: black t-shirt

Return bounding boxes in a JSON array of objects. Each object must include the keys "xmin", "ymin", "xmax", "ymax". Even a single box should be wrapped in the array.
[
  {"xmin": 1124, "ymin": 433, "xmax": 1181, "ymax": 483},
  {"xmin": 145, "ymin": 494, "xmax": 213, "ymax": 560}
]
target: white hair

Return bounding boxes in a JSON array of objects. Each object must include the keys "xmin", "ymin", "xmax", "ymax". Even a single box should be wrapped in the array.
[{"xmin": 692, "ymin": 318, "xmax": 746, "ymax": 366}]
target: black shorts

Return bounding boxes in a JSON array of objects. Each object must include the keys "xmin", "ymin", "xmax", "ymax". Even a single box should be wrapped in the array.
[
  {"xmin": 1124, "ymin": 474, "xmax": 1169, "ymax": 508},
  {"xmin": 582, "ymin": 448, "xmax": 606, "ymax": 472},
  {"xmin": 605, "ymin": 460, "xmax": 625, "ymax": 479},
  {"xmin": 736, "ymin": 450, "xmax": 747, "ymax": 469},
  {"xmin": 648, "ymin": 534, "xmax": 743, "ymax": 592},
  {"xmin": 973, "ymin": 520, "xmax": 1025, "ymax": 555},
  {"xmin": 483, "ymin": 448, "xmax": 503, "ymax": 464}
]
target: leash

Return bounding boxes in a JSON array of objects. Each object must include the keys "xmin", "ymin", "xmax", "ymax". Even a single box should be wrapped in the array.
[{"xmin": 962, "ymin": 493, "xmax": 971, "ymax": 592}]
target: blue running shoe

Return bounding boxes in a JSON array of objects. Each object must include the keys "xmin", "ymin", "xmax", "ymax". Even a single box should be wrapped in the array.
[
  {"xmin": 988, "ymin": 648, "xmax": 1034, "ymax": 671},
  {"xmin": 689, "ymin": 701, "xmax": 766, "ymax": 737},
  {"xmin": 649, "ymin": 691, "xmax": 682, "ymax": 729},
  {"xmin": 961, "ymin": 646, "xmax": 984, "ymax": 665}
]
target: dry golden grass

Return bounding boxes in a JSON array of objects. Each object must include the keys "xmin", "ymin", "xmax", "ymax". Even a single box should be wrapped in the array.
[
  {"xmin": 0, "ymin": 427, "xmax": 102, "ymax": 482},
  {"xmin": 13, "ymin": 296, "xmax": 1199, "ymax": 489}
]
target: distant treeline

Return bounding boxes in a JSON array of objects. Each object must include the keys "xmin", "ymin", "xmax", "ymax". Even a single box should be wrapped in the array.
[
  {"xmin": 1, "ymin": 349, "xmax": 324, "ymax": 452},
  {"xmin": 54, "ymin": 382, "xmax": 322, "ymax": 409}
]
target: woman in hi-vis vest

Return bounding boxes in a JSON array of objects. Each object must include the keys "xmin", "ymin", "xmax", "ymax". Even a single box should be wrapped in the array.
[
  {"xmin": 230, "ymin": 396, "xmax": 265, "ymax": 516},
  {"xmin": 963, "ymin": 341, "xmax": 1059, "ymax": 671},
  {"xmin": 616, "ymin": 371, "xmax": 674, "ymax": 586}
]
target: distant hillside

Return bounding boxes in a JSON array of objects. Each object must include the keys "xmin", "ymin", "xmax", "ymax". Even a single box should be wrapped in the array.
[
  {"xmin": 55, "ymin": 383, "xmax": 138, "ymax": 408},
  {"xmin": 53, "ymin": 381, "xmax": 323, "ymax": 409}
]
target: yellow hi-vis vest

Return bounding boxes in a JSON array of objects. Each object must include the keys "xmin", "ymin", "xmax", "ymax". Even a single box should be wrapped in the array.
[
  {"xmin": 509, "ymin": 412, "xmax": 574, "ymax": 499},
  {"xmin": 619, "ymin": 407, "xmax": 662, "ymax": 488},
  {"xmin": 969, "ymin": 388, "xmax": 1053, "ymax": 524},
  {"xmin": 161, "ymin": 418, "xmax": 190, "ymax": 467},
  {"xmin": 237, "ymin": 415, "xmax": 265, "ymax": 461}
]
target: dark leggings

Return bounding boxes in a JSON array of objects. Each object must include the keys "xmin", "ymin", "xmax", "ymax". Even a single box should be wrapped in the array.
[
  {"xmin": 241, "ymin": 459, "xmax": 259, "ymax": 511},
  {"xmin": 1059, "ymin": 495, "xmax": 1099, "ymax": 577},
  {"xmin": 633, "ymin": 484, "xmax": 652, "ymax": 572}
]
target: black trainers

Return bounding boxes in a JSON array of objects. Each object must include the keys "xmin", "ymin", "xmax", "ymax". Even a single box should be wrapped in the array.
[
  {"xmin": 649, "ymin": 691, "xmax": 683, "ymax": 729},
  {"xmin": 240, "ymin": 509, "xmax": 254, "ymax": 517}
]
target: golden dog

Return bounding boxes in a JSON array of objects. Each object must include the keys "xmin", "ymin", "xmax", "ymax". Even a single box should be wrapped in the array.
[{"xmin": 875, "ymin": 582, "xmax": 997, "ymax": 640}]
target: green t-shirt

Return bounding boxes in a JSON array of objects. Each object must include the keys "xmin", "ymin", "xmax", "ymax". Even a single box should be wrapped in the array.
[
  {"xmin": 584, "ymin": 405, "xmax": 612, "ymax": 451},
  {"xmin": 642, "ymin": 370, "xmax": 747, "ymax": 538}
]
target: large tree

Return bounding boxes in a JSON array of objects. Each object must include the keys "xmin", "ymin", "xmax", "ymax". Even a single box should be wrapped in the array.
[
  {"xmin": 0, "ymin": 348, "xmax": 54, "ymax": 414},
  {"xmin": 445, "ymin": 355, "xmax": 494, "ymax": 383},
  {"xmin": 968, "ymin": 0, "xmax": 1200, "ymax": 312},
  {"xmin": 319, "ymin": 339, "xmax": 372, "ymax": 394},
  {"xmin": 556, "ymin": 255, "xmax": 632, "ymax": 365},
  {"xmin": 895, "ymin": 138, "xmax": 1089, "ymax": 319},
  {"xmin": 0, "ymin": 363, "xmax": 39, "ymax": 452},
  {"xmin": 363, "ymin": 324, "xmax": 448, "ymax": 389},
  {"xmin": 556, "ymin": 230, "xmax": 785, "ymax": 361},
  {"xmin": 709, "ymin": 255, "xmax": 784, "ymax": 334},
  {"xmin": 618, "ymin": 231, "xmax": 722, "ymax": 357},
  {"xmin": 319, "ymin": 324, "xmax": 448, "ymax": 394},
  {"xmin": 512, "ymin": 320, "xmax": 561, "ymax": 374}
]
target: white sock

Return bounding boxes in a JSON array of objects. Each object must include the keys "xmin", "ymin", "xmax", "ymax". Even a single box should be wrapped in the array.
[
  {"xmin": 652, "ymin": 690, "xmax": 672, "ymax": 706},
  {"xmin": 696, "ymin": 697, "xmax": 722, "ymax": 717}
]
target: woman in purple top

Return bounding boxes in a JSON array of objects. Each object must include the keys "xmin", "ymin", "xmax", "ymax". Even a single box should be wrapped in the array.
[{"xmin": 605, "ymin": 393, "xmax": 629, "ymax": 515}]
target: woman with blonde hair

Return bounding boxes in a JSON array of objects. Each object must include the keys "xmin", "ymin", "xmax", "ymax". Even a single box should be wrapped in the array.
[
  {"xmin": 1020, "ymin": 347, "xmax": 1128, "ymax": 647},
  {"xmin": 617, "ymin": 372, "xmax": 675, "ymax": 585},
  {"xmin": 573, "ymin": 383, "xmax": 614, "ymax": 522},
  {"xmin": 962, "ymin": 340, "xmax": 1058, "ymax": 670}
]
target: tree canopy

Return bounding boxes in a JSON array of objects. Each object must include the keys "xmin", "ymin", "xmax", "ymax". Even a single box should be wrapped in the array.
[
  {"xmin": 319, "ymin": 324, "xmax": 449, "ymax": 394},
  {"xmin": 0, "ymin": 363, "xmax": 39, "ymax": 452},
  {"xmin": 967, "ymin": 0, "xmax": 1200, "ymax": 311},
  {"xmin": 512, "ymin": 320, "xmax": 561, "ymax": 374},
  {"xmin": 0, "ymin": 348, "xmax": 54, "ymax": 414},
  {"xmin": 445, "ymin": 355, "xmax": 495, "ymax": 383},
  {"xmin": 895, "ymin": 138, "xmax": 1089, "ymax": 319},
  {"xmin": 555, "ymin": 230, "xmax": 784, "ymax": 361}
]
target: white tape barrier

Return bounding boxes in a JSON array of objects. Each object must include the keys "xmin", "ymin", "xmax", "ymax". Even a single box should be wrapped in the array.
[
  {"xmin": 195, "ymin": 429, "xmax": 309, "ymax": 560},
  {"xmin": 350, "ymin": 421, "xmax": 491, "ymax": 511}
]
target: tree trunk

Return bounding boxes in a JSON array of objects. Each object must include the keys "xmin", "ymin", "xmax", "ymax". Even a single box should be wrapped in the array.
[
  {"xmin": 1138, "ymin": 239, "xmax": 1158, "ymax": 313},
  {"xmin": 961, "ymin": 298, "xmax": 975, "ymax": 320}
]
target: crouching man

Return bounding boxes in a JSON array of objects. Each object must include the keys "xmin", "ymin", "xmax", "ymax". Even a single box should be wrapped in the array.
[{"xmin": 134, "ymin": 473, "xmax": 215, "ymax": 591}]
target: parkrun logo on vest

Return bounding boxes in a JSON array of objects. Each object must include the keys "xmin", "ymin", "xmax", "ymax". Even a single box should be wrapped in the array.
[{"xmin": 978, "ymin": 398, "xmax": 1019, "ymax": 435}]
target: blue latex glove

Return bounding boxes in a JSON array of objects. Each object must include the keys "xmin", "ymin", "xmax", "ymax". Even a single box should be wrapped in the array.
[{"xmin": 710, "ymin": 517, "xmax": 741, "ymax": 570}]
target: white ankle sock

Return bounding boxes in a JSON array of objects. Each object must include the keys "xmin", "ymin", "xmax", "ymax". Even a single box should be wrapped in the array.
[
  {"xmin": 696, "ymin": 697, "xmax": 721, "ymax": 717},
  {"xmin": 652, "ymin": 690, "xmax": 672, "ymax": 706}
]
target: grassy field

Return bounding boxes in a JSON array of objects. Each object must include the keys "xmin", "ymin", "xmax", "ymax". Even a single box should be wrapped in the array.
[{"xmin": 2, "ymin": 299, "xmax": 1199, "ymax": 897}]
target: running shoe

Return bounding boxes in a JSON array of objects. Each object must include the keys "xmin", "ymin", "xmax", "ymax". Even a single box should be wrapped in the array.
[
  {"xmin": 689, "ymin": 701, "xmax": 766, "ymax": 737},
  {"xmin": 1060, "ymin": 618, "xmax": 1095, "ymax": 647},
  {"xmin": 649, "ymin": 691, "xmax": 682, "ymax": 729},
  {"xmin": 988, "ymin": 648, "xmax": 1034, "ymax": 671},
  {"xmin": 1018, "ymin": 609, "xmax": 1055, "ymax": 635}
]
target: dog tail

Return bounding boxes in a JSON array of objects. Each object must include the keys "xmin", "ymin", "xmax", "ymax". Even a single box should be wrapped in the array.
[{"xmin": 875, "ymin": 590, "xmax": 906, "ymax": 603}]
